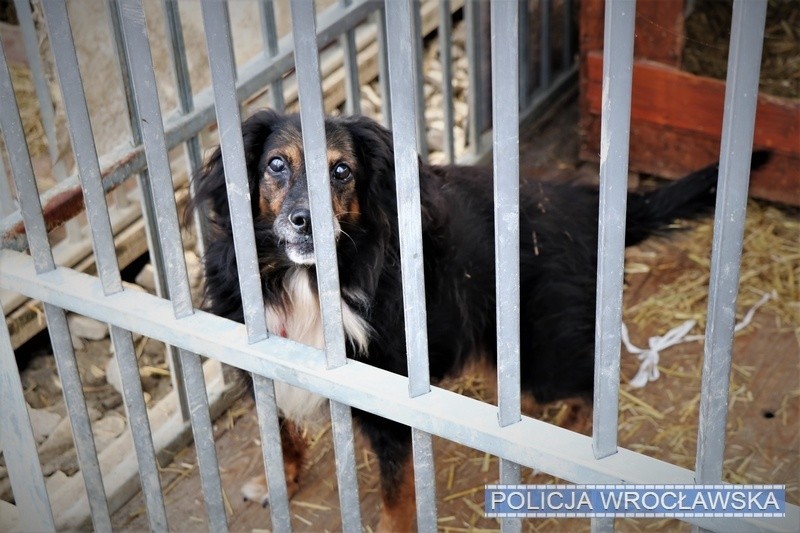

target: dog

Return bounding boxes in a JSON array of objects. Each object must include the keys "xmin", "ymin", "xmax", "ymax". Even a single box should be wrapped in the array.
[{"xmin": 190, "ymin": 109, "xmax": 765, "ymax": 530}]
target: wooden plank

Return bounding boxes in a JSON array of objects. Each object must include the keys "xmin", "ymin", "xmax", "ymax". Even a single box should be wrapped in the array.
[
  {"xmin": 585, "ymin": 53, "xmax": 800, "ymax": 155},
  {"xmin": 632, "ymin": 0, "xmax": 685, "ymax": 66},
  {"xmin": 579, "ymin": 0, "xmax": 687, "ymax": 64},
  {"xmin": 580, "ymin": 53, "xmax": 800, "ymax": 205},
  {"xmin": 580, "ymin": 111, "xmax": 800, "ymax": 206}
]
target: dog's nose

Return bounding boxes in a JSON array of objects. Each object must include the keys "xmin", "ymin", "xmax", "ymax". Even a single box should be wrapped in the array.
[{"xmin": 289, "ymin": 208, "xmax": 311, "ymax": 233}]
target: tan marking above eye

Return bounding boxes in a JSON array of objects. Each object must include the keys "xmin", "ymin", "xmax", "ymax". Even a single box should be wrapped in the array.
[
  {"xmin": 267, "ymin": 144, "xmax": 302, "ymax": 170},
  {"xmin": 327, "ymin": 149, "xmax": 356, "ymax": 174}
]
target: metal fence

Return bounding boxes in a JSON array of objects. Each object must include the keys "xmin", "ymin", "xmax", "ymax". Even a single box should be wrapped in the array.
[{"xmin": 0, "ymin": 0, "xmax": 797, "ymax": 532}]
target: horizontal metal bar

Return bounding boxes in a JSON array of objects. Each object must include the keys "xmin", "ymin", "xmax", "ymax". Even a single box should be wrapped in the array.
[
  {"xmin": 1, "ymin": 0, "xmax": 379, "ymax": 252},
  {"xmin": 3, "ymin": 251, "xmax": 797, "ymax": 533}
]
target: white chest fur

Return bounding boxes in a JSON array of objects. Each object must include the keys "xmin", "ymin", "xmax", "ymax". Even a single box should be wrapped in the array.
[{"xmin": 266, "ymin": 269, "xmax": 371, "ymax": 424}]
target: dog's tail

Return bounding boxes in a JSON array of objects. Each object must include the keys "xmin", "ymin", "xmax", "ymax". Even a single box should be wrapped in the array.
[{"xmin": 624, "ymin": 150, "xmax": 770, "ymax": 245}]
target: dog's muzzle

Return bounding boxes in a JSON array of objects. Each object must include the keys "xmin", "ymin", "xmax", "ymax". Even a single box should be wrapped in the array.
[{"xmin": 274, "ymin": 207, "xmax": 315, "ymax": 265}]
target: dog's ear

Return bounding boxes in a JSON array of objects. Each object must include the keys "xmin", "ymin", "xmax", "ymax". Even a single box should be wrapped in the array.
[
  {"xmin": 188, "ymin": 109, "xmax": 282, "ymax": 227},
  {"xmin": 342, "ymin": 115, "xmax": 396, "ymax": 192}
]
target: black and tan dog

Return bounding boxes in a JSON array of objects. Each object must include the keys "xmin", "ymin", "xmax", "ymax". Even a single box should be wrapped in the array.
[{"xmin": 191, "ymin": 109, "xmax": 763, "ymax": 530}]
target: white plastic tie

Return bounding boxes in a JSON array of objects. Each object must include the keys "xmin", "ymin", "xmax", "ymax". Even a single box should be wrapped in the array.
[{"xmin": 623, "ymin": 292, "xmax": 772, "ymax": 389}]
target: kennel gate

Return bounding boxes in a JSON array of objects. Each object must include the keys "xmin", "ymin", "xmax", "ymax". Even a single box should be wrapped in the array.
[{"xmin": 0, "ymin": 0, "xmax": 797, "ymax": 531}]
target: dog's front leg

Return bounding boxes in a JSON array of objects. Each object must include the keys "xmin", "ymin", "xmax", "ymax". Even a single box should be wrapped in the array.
[
  {"xmin": 242, "ymin": 417, "xmax": 307, "ymax": 507},
  {"xmin": 356, "ymin": 412, "xmax": 417, "ymax": 532}
]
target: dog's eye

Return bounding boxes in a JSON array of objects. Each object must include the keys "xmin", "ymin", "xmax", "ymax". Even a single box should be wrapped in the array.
[
  {"xmin": 332, "ymin": 162, "xmax": 352, "ymax": 182},
  {"xmin": 268, "ymin": 157, "xmax": 286, "ymax": 173}
]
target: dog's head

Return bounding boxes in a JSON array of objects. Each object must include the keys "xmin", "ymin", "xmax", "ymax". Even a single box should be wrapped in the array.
[{"xmin": 192, "ymin": 110, "xmax": 397, "ymax": 268}]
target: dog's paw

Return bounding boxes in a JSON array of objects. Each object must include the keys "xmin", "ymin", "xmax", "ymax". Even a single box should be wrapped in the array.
[
  {"xmin": 241, "ymin": 473, "xmax": 270, "ymax": 507},
  {"xmin": 241, "ymin": 472, "xmax": 301, "ymax": 508}
]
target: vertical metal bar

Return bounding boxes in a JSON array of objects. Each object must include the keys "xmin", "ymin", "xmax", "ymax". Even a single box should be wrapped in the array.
[
  {"xmin": 162, "ymin": 0, "xmax": 208, "ymax": 257},
  {"xmin": 384, "ymin": 1, "xmax": 437, "ymax": 529},
  {"xmin": 200, "ymin": 0, "xmax": 268, "ymax": 343},
  {"xmin": 695, "ymin": 0, "xmax": 767, "ymax": 484},
  {"xmin": 12, "ymin": 0, "xmax": 81, "ymax": 241},
  {"xmin": 563, "ymin": 0, "xmax": 573, "ymax": 70},
  {"xmin": 109, "ymin": 325, "xmax": 168, "ymax": 529},
  {"xmin": 116, "ymin": 2, "xmax": 229, "ymax": 530},
  {"xmin": 592, "ymin": 516, "xmax": 615, "ymax": 533},
  {"xmin": 465, "ymin": 0, "xmax": 483, "ymax": 154},
  {"xmin": 518, "ymin": 0, "xmax": 529, "ymax": 110},
  {"xmin": 491, "ymin": 0, "xmax": 521, "ymax": 430},
  {"xmin": 0, "ymin": 150, "xmax": 13, "ymax": 218},
  {"xmin": 258, "ymin": 0, "xmax": 286, "ymax": 111},
  {"xmin": 539, "ymin": 0, "xmax": 552, "ymax": 89},
  {"xmin": 252, "ymin": 376, "xmax": 292, "ymax": 531},
  {"xmin": 328, "ymin": 401, "xmax": 362, "ymax": 532},
  {"xmin": 411, "ymin": 428, "xmax": 437, "ymax": 532},
  {"xmin": 384, "ymin": 0, "xmax": 431, "ymax": 399},
  {"xmin": 100, "ymin": 1, "xmax": 131, "ymax": 212},
  {"xmin": 289, "ymin": 0, "xmax": 348, "ymax": 370},
  {"xmin": 339, "ymin": 0, "xmax": 361, "ymax": 115},
  {"xmin": 0, "ymin": 42, "xmax": 56, "ymax": 533},
  {"xmin": 1, "ymin": 53, "xmax": 115, "ymax": 532},
  {"xmin": 592, "ymin": 0, "xmax": 636, "ymax": 461},
  {"xmin": 438, "ymin": 0, "xmax": 455, "ymax": 164},
  {"xmin": 13, "ymin": 0, "xmax": 62, "ymax": 176},
  {"xmin": 201, "ymin": 3, "xmax": 293, "ymax": 531},
  {"xmin": 113, "ymin": 0, "xmax": 191, "ymax": 318},
  {"xmin": 0, "ymin": 314, "xmax": 56, "ymax": 532},
  {"xmin": 412, "ymin": 1, "xmax": 428, "ymax": 159},
  {"xmin": 38, "ymin": 3, "xmax": 168, "ymax": 529},
  {"xmin": 107, "ymin": 0, "xmax": 191, "ymax": 424},
  {"xmin": 491, "ymin": 2, "xmax": 522, "ymax": 530},
  {"xmin": 40, "ymin": 5, "xmax": 123, "ymax": 295},
  {"xmin": 499, "ymin": 459, "xmax": 521, "ymax": 532},
  {"xmin": 289, "ymin": 2, "xmax": 362, "ymax": 530},
  {"xmin": 374, "ymin": 7, "xmax": 392, "ymax": 128}
]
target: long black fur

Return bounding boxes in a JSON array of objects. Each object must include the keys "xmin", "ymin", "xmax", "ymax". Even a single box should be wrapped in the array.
[{"xmin": 190, "ymin": 109, "xmax": 767, "ymax": 505}]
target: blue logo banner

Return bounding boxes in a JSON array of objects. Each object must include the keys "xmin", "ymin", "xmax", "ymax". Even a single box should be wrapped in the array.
[{"xmin": 484, "ymin": 485, "xmax": 785, "ymax": 518}]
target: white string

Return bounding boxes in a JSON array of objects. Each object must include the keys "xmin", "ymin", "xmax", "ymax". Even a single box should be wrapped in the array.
[{"xmin": 622, "ymin": 292, "xmax": 773, "ymax": 389}]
